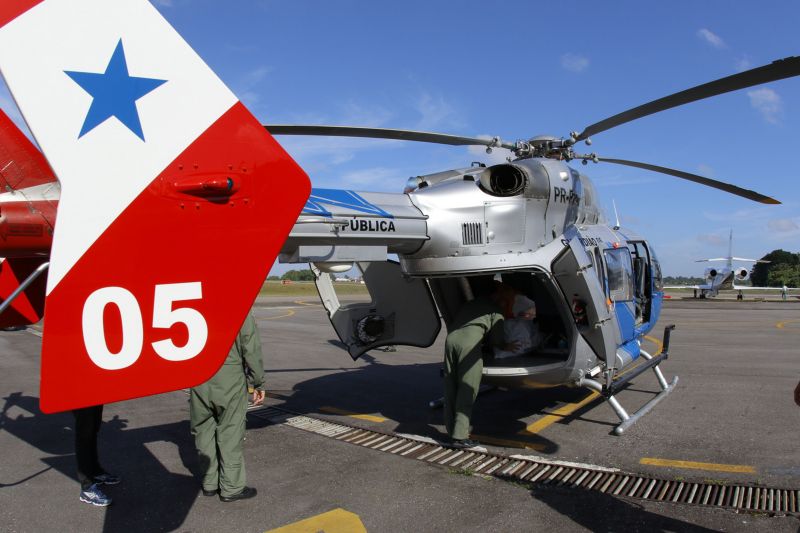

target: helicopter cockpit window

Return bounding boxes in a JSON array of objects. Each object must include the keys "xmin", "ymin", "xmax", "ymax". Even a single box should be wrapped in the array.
[
  {"xmin": 604, "ymin": 248, "xmax": 633, "ymax": 302},
  {"xmin": 651, "ymin": 249, "xmax": 664, "ymax": 291},
  {"xmin": 593, "ymin": 248, "xmax": 608, "ymax": 296}
]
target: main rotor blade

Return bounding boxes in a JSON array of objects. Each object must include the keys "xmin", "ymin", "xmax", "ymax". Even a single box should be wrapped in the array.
[
  {"xmin": 596, "ymin": 157, "xmax": 780, "ymax": 204},
  {"xmin": 265, "ymin": 124, "xmax": 517, "ymax": 150},
  {"xmin": 577, "ymin": 56, "xmax": 800, "ymax": 141}
]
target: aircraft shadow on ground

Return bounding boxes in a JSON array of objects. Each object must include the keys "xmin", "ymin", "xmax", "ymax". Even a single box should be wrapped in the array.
[
  {"xmin": 1, "ymin": 392, "xmax": 203, "ymax": 533},
  {"xmin": 257, "ymin": 345, "xmax": 658, "ymax": 453}
]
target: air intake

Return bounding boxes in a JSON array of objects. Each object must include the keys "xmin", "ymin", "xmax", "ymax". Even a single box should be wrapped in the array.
[{"xmin": 462, "ymin": 222, "xmax": 483, "ymax": 245}]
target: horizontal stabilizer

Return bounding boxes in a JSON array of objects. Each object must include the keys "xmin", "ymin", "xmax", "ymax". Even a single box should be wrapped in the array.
[
  {"xmin": 731, "ymin": 257, "xmax": 769, "ymax": 263},
  {"xmin": 0, "ymin": 258, "xmax": 47, "ymax": 328}
]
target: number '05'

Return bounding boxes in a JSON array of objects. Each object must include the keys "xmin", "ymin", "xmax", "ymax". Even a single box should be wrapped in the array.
[{"xmin": 82, "ymin": 282, "xmax": 208, "ymax": 370}]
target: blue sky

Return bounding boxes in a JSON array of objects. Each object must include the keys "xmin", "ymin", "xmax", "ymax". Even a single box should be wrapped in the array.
[{"xmin": 2, "ymin": 0, "xmax": 798, "ymax": 276}]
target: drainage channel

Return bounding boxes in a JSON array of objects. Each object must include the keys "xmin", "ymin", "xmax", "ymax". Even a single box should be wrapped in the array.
[{"xmin": 248, "ymin": 406, "xmax": 799, "ymax": 515}]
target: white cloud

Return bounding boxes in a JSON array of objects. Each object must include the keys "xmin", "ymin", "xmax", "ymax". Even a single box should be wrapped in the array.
[
  {"xmin": 735, "ymin": 55, "xmax": 753, "ymax": 71},
  {"xmin": 413, "ymin": 93, "xmax": 463, "ymax": 131},
  {"xmin": 697, "ymin": 28, "xmax": 726, "ymax": 49},
  {"xmin": 767, "ymin": 218, "xmax": 799, "ymax": 232},
  {"xmin": 339, "ymin": 167, "xmax": 404, "ymax": 188},
  {"xmin": 560, "ymin": 53, "xmax": 589, "ymax": 73},
  {"xmin": 279, "ymin": 136, "xmax": 400, "ymax": 173},
  {"xmin": 747, "ymin": 87, "xmax": 783, "ymax": 124},
  {"xmin": 233, "ymin": 66, "xmax": 272, "ymax": 109}
]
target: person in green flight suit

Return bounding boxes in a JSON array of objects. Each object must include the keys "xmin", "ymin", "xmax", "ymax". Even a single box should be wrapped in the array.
[
  {"xmin": 444, "ymin": 282, "xmax": 519, "ymax": 449},
  {"xmin": 190, "ymin": 311, "xmax": 266, "ymax": 502}
]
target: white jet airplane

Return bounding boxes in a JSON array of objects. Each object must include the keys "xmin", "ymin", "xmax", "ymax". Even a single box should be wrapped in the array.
[{"xmin": 666, "ymin": 230, "xmax": 796, "ymax": 299}]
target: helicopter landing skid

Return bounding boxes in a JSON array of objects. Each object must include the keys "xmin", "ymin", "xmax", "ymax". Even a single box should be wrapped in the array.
[{"xmin": 578, "ymin": 325, "xmax": 678, "ymax": 436}]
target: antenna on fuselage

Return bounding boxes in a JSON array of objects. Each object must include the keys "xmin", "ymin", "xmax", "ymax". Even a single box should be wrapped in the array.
[{"xmin": 612, "ymin": 200, "xmax": 621, "ymax": 230}]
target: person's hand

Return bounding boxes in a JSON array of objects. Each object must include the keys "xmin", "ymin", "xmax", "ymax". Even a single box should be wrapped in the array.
[
  {"xmin": 252, "ymin": 389, "xmax": 266, "ymax": 406},
  {"xmin": 794, "ymin": 381, "xmax": 800, "ymax": 407},
  {"xmin": 504, "ymin": 341, "xmax": 521, "ymax": 353}
]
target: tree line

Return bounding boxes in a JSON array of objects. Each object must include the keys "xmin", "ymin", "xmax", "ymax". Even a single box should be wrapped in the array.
[
  {"xmin": 267, "ymin": 269, "xmax": 316, "ymax": 282},
  {"xmin": 750, "ymin": 249, "xmax": 800, "ymax": 287},
  {"xmin": 267, "ymin": 249, "xmax": 799, "ymax": 287}
]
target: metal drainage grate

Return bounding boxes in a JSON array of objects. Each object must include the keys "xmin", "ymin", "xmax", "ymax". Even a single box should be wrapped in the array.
[{"xmin": 248, "ymin": 406, "xmax": 799, "ymax": 515}]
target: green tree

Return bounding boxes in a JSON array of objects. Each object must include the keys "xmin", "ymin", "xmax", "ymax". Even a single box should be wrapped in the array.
[
  {"xmin": 751, "ymin": 249, "xmax": 800, "ymax": 286},
  {"xmin": 663, "ymin": 276, "xmax": 705, "ymax": 286},
  {"xmin": 266, "ymin": 275, "xmax": 280, "ymax": 281},
  {"xmin": 281, "ymin": 269, "xmax": 315, "ymax": 282},
  {"xmin": 766, "ymin": 264, "xmax": 800, "ymax": 287}
]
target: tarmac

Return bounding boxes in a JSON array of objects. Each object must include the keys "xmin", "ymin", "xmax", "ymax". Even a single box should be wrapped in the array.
[{"xmin": 0, "ymin": 293, "xmax": 798, "ymax": 532}]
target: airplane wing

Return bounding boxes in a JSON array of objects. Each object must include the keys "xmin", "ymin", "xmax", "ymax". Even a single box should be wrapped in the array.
[
  {"xmin": 732, "ymin": 285, "xmax": 799, "ymax": 291},
  {"xmin": 663, "ymin": 285, "xmax": 703, "ymax": 290},
  {"xmin": 0, "ymin": 0, "xmax": 310, "ymax": 412}
]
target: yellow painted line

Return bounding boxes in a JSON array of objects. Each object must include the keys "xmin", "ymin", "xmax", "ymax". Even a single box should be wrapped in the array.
[
  {"xmin": 613, "ymin": 334, "xmax": 665, "ymax": 379},
  {"xmin": 320, "ymin": 405, "xmax": 387, "ymax": 423},
  {"xmin": 640, "ymin": 457, "xmax": 756, "ymax": 474},
  {"xmin": 266, "ymin": 508, "xmax": 367, "ymax": 533},
  {"xmin": 263, "ymin": 309, "xmax": 296, "ymax": 320},
  {"xmin": 777, "ymin": 319, "xmax": 800, "ymax": 329},
  {"xmin": 470, "ymin": 433, "xmax": 547, "ymax": 451},
  {"xmin": 519, "ymin": 391, "xmax": 601, "ymax": 435},
  {"xmin": 643, "ymin": 335, "xmax": 664, "ymax": 355},
  {"xmin": 520, "ymin": 334, "xmax": 665, "ymax": 436},
  {"xmin": 293, "ymin": 299, "xmax": 320, "ymax": 307}
]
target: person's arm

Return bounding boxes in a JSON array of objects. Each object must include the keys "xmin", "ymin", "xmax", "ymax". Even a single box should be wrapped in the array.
[
  {"xmin": 489, "ymin": 312, "xmax": 520, "ymax": 352},
  {"xmin": 240, "ymin": 313, "xmax": 265, "ymax": 390}
]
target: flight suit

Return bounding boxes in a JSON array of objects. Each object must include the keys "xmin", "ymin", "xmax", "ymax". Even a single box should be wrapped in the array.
[
  {"xmin": 443, "ymin": 296, "xmax": 505, "ymax": 440},
  {"xmin": 190, "ymin": 312, "xmax": 264, "ymax": 498}
]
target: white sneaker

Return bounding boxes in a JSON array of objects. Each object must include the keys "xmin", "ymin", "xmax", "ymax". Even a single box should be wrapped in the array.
[{"xmin": 79, "ymin": 483, "xmax": 112, "ymax": 507}]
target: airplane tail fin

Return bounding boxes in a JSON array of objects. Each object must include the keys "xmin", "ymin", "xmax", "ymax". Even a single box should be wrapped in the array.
[
  {"xmin": 727, "ymin": 229, "xmax": 733, "ymax": 270},
  {"xmin": 0, "ymin": 108, "xmax": 58, "ymax": 191},
  {"xmin": 1, "ymin": 0, "xmax": 311, "ymax": 412}
]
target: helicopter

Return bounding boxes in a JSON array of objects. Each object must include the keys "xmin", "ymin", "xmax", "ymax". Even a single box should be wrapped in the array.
[
  {"xmin": 267, "ymin": 56, "xmax": 798, "ymax": 435},
  {"xmin": 664, "ymin": 229, "xmax": 798, "ymax": 300}
]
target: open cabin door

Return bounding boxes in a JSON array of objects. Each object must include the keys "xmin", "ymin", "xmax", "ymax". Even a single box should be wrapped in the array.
[
  {"xmin": 312, "ymin": 261, "xmax": 441, "ymax": 360},
  {"xmin": 552, "ymin": 238, "xmax": 618, "ymax": 366}
]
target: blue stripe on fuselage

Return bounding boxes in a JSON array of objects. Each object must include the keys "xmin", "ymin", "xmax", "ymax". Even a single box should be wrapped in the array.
[{"xmin": 303, "ymin": 188, "xmax": 393, "ymax": 218}]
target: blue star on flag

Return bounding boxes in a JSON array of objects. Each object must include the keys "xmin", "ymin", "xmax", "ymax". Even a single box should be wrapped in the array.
[{"xmin": 65, "ymin": 39, "xmax": 166, "ymax": 141}]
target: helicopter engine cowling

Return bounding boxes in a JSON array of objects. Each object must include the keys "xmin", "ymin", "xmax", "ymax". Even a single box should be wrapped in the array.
[
  {"xmin": 478, "ymin": 164, "xmax": 528, "ymax": 196},
  {"xmin": 735, "ymin": 268, "xmax": 749, "ymax": 280}
]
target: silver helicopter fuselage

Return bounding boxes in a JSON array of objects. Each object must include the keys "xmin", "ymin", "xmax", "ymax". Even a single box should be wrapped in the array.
[{"xmin": 280, "ymin": 157, "xmax": 663, "ymax": 387}]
